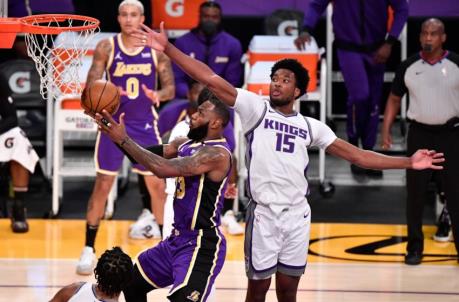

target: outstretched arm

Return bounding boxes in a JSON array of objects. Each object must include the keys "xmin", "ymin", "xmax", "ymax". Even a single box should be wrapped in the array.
[
  {"xmin": 326, "ymin": 138, "xmax": 445, "ymax": 170},
  {"xmin": 93, "ymin": 110, "xmax": 229, "ymax": 179},
  {"xmin": 132, "ymin": 23, "xmax": 237, "ymax": 107}
]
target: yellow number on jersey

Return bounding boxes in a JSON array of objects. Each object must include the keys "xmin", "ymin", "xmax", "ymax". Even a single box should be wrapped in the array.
[
  {"xmin": 126, "ymin": 77, "xmax": 139, "ymax": 99},
  {"xmin": 175, "ymin": 176, "xmax": 185, "ymax": 199}
]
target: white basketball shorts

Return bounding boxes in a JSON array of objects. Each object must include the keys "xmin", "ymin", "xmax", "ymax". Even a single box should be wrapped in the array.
[{"xmin": 244, "ymin": 200, "xmax": 311, "ymax": 280}]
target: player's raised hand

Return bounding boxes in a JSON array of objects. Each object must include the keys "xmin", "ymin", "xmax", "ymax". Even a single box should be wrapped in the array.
[
  {"xmin": 95, "ymin": 110, "xmax": 128, "ymax": 145},
  {"xmin": 141, "ymin": 84, "xmax": 160, "ymax": 107},
  {"xmin": 132, "ymin": 22, "xmax": 168, "ymax": 52},
  {"xmin": 410, "ymin": 149, "xmax": 445, "ymax": 170}
]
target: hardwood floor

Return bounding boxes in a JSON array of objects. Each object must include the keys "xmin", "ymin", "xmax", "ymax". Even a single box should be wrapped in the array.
[{"xmin": 1, "ymin": 219, "xmax": 458, "ymax": 301}]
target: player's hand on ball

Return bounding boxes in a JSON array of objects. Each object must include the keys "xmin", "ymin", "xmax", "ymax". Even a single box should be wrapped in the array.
[{"xmin": 95, "ymin": 110, "xmax": 128, "ymax": 145}]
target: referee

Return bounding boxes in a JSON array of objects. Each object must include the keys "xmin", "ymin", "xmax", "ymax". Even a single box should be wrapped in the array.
[{"xmin": 382, "ymin": 18, "xmax": 459, "ymax": 265}]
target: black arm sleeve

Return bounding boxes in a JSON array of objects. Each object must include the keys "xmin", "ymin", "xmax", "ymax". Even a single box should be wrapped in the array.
[
  {"xmin": 0, "ymin": 75, "xmax": 18, "ymax": 135},
  {"xmin": 115, "ymin": 143, "xmax": 164, "ymax": 164}
]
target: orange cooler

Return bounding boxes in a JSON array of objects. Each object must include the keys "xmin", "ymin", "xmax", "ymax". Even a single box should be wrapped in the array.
[
  {"xmin": 247, "ymin": 35, "xmax": 319, "ymax": 92},
  {"xmin": 246, "ymin": 61, "xmax": 275, "ymax": 96}
]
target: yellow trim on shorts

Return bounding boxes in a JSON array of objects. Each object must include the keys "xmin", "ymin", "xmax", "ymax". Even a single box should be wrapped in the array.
[
  {"xmin": 94, "ymin": 131, "xmax": 119, "ymax": 176},
  {"xmin": 134, "ymin": 255, "xmax": 161, "ymax": 289},
  {"xmin": 131, "ymin": 167, "xmax": 153, "ymax": 176},
  {"xmin": 190, "ymin": 175, "xmax": 205, "ymax": 230},
  {"xmin": 168, "ymin": 229, "xmax": 203, "ymax": 295},
  {"xmin": 202, "ymin": 228, "xmax": 223, "ymax": 299}
]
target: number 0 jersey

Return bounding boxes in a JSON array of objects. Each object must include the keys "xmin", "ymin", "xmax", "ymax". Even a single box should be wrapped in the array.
[
  {"xmin": 234, "ymin": 88, "xmax": 337, "ymax": 214},
  {"xmin": 107, "ymin": 34, "xmax": 158, "ymax": 122}
]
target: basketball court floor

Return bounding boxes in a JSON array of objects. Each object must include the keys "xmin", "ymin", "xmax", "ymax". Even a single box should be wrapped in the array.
[{"xmin": 1, "ymin": 219, "xmax": 458, "ymax": 302}]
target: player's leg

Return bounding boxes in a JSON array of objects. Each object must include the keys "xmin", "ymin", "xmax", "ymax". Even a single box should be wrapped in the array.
[
  {"xmin": 124, "ymin": 240, "xmax": 174, "ymax": 301},
  {"xmin": 168, "ymin": 229, "xmax": 226, "ymax": 302},
  {"xmin": 362, "ymin": 54, "xmax": 385, "ymax": 151},
  {"xmin": 144, "ymin": 174, "xmax": 166, "ymax": 230},
  {"xmin": 123, "ymin": 264, "xmax": 156, "ymax": 302},
  {"xmin": 336, "ymin": 49, "xmax": 370, "ymax": 148},
  {"xmin": 77, "ymin": 132, "xmax": 121, "ymax": 275},
  {"xmin": 9, "ymin": 160, "xmax": 30, "ymax": 233},
  {"xmin": 245, "ymin": 278, "xmax": 272, "ymax": 302},
  {"xmin": 405, "ymin": 124, "xmax": 434, "ymax": 264},
  {"xmin": 276, "ymin": 203, "xmax": 310, "ymax": 302},
  {"xmin": 129, "ymin": 173, "xmax": 164, "ymax": 239},
  {"xmin": 275, "ymin": 272, "xmax": 301, "ymax": 302},
  {"xmin": 244, "ymin": 201, "xmax": 281, "ymax": 302}
]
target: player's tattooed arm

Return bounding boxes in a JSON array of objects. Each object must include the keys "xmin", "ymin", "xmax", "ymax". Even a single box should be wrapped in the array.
[
  {"xmin": 86, "ymin": 39, "xmax": 111, "ymax": 87},
  {"xmin": 156, "ymin": 52, "xmax": 175, "ymax": 101},
  {"xmin": 121, "ymin": 137, "xmax": 229, "ymax": 180}
]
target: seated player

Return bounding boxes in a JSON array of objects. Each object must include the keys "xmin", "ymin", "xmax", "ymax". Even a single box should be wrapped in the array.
[
  {"xmin": 0, "ymin": 74, "xmax": 39, "ymax": 233},
  {"xmin": 49, "ymin": 247, "xmax": 133, "ymax": 302}
]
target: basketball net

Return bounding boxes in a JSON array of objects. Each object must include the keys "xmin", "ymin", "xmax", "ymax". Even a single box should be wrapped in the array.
[{"xmin": 21, "ymin": 15, "xmax": 100, "ymax": 100}]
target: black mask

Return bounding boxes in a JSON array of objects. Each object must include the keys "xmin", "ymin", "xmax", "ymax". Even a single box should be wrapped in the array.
[
  {"xmin": 187, "ymin": 122, "xmax": 209, "ymax": 141},
  {"xmin": 422, "ymin": 44, "xmax": 433, "ymax": 52},
  {"xmin": 199, "ymin": 20, "xmax": 219, "ymax": 37}
]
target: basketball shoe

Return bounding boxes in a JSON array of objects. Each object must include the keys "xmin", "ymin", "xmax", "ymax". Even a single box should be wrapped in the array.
[
  {"xmin": 433, "ymin": 205, "xmax": 453, "ymax": 242},
  {"xmin": 221, "ymin": 210, "xmax": 244, "ymax": 235},
  {"xmin": 76, "ymin": 246, "xmax": 96, "ymax": 275},
  {"xmin": 129, "ymin": 209, "xmax": 161, "ymax": 239},
  {"xmin": 9, "ymin": 200, "xmax": 29, "ymax": 233}
]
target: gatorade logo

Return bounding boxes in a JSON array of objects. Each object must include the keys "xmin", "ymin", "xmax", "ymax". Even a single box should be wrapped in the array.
[
  {"xmin": 165, "ymin": 0, "xmax": 184, "ymax": 17},
  {"xmin": 9, "ymin": 71, "xmax": 31, "ymax": 94}
]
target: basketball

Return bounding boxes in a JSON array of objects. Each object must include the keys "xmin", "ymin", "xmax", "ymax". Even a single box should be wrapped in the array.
[{"xmin": 81, "ymin": 80, "xmax": 120, "ymax": 115}]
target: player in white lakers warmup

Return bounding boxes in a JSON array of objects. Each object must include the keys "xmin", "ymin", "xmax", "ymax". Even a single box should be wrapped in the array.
[{"xmin": 134, "ymin": 22, "xmax": 445, "ymax": 302}]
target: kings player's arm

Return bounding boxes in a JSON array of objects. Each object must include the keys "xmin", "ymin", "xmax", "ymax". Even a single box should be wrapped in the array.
[{"xmin": 155, "ymin": 52, "xmax": 175, "ymax": 102}]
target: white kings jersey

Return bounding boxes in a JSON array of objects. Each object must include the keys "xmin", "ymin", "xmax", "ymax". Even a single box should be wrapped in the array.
[
  {"xmin": 68, "ymin": 282, "xmax": 105, "ymax": 302},
  {"xmin": 233, "ymin": 88, "xmax": 337, "ymax": 214}
]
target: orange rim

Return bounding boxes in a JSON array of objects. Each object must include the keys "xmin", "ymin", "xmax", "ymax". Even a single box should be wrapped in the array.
[{"xmin": 19, "ymin": 14, "xmax": 99, "ymax": 35}]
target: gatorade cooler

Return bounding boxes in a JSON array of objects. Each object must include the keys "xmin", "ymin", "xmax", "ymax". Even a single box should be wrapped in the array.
[{"xmin": 247, "ymin": 35, "xmax": 319, "ymax": 92}]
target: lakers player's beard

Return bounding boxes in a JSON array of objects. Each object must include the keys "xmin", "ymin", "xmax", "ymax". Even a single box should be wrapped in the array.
[{"xmin": 187, "ymin": 122, "xmax": 209, "ymax": 141}]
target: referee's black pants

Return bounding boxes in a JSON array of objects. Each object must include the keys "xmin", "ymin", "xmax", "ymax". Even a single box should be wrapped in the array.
[{"xmin": 406, "ymin": 122, "xmax": 459, "ymax": 255}]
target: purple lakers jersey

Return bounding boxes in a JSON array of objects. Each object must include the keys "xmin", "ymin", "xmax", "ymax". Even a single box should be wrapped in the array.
[
  {"xmin": 173, "ymin": 139, "xmax": 231, "ymax": 230},
  {"xmin": 107, "ymin": 34, "xmax": 158, "ymax": 122}
]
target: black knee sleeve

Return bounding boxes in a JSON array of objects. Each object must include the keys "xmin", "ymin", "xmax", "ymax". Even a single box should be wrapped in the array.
[{"xmin": 123, "ymin": 264, "xmax": 154, "ymax": 302}]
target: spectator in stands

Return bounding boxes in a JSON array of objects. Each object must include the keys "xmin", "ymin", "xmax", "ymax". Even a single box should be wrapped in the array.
[
  {"xmin": 381, "ymin": 18, "xmax": 459, "ymax": 265},
  {"xmin": 295, "ymin": 0, "xmax": 409, "ymax": 178},
  {"xmin": 0, "ymin": 74, "xmax": 39, "ymax": 233},
  {"xmin": 172, "ymin": 1, "xmax": 243, "ymax": 99}
]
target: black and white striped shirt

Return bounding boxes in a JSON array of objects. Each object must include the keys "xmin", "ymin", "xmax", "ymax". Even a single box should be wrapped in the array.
[{"xmin": 391, "ymin": 51, "xmax": 459, "ymax": 125}]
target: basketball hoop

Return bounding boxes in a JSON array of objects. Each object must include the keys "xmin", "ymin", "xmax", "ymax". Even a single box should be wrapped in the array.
[{"xmin": 0, "ymin": 14, "xmax": 100, "ymax": 99}]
